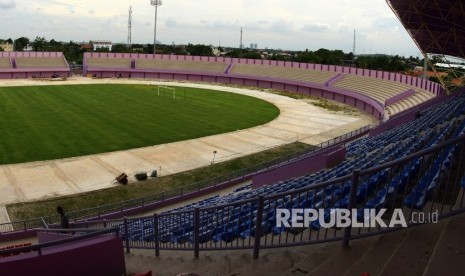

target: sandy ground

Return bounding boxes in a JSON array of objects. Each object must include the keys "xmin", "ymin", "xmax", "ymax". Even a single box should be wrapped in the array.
[{"xmin": 0, "ymin": 77, "xmax": 378, "ymax": 224}]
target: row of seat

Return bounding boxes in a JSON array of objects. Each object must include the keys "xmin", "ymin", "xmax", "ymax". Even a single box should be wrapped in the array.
[
  {"xmin": 332, "ymin": 74, "xmax": 418, "ymax": 103},
  {"xmin": 230, "ymin": 64, "xmax": 338, "ymax": 85},
  {"xmin": 86, "ymin": 58, "xmax": 229, "ymax": 73},
  {"xmin": 385, "ymin": 90, "xmax": 435, "ymax": 117},
  {"xmin": 14, "ymin": 57, "xmax": 68, "ymax": 68},
  {"xmin": 404, "ymin": 118, "xmax": 465, "ymax": 209},
  {"xmin": 137, "ymin": 59, "xmax": 228, "ymax": 73},
  {"xmin": 0, "ymin": 57, "xmax": 11, "ymax": 68}
]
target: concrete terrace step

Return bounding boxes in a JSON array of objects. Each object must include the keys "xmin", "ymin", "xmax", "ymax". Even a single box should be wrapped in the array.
[
  {"xmin": 385, "ymin": 91, "xmax": 436, "ymax": 117},
  {"xmin": 378, "ymin": 220, "xmax": 447, "ymax": 276},
  {"xmin": 343, "ymin": 230, "xmax": 407, "ymax": 276},
  {"xmin": 423, "ymin": 214, "xmax": 465, "ymax": 276},
  {"xmin": 226, "ymin": 248, "xmax": 308, "ymax": 276},
  {"xmin": 125, "ymin": 250, "xmax": 190, "ymax": 275},
  {"xmin": 305, "ymin": 238, "xmax": 373, "ymax": 276},
  {"xmin": 125, "ymin": 250, "xmax": 216, "ymax": 276},
  {"xmin": 281, "ymin": 242, "xmax": 340, "ymax": 275}
]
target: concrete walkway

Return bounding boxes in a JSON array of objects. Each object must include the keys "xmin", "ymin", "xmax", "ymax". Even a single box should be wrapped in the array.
[{"xmin": 0, "ymin": 77, "xmax": 377, "ymax": 223}]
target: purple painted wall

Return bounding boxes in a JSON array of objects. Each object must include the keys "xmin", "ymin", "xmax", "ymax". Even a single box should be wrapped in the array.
[
  {"xmin": 385, "ymin": 88, "xmax": 416, "ymax": 106},
  {"xmin": 326, "ymin": 147, "xmax": 347, "ymax": 168},
  {"xmin": 0, "ymin": 52, "xmax": 63, "ymax": 58},
  {"xmin": 370, "ymin": 111, "xmax": 418, "ymax": 136},
  {"xmin": 0, "ymin": 73, "xmax": 12, "ymax": 79},
  {"xmin": 37, "ymin": 232, "xmax": 72, "ymax": 243},
  {"xmin": 0, "ymin": 235, "xmax": 125, "ymax": 276},
  {"xmin": 324, "ymin": 73, "xmax": 344, "ymax": 86}
]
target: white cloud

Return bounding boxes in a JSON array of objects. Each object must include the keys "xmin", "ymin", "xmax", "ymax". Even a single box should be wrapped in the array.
[
  {"xmin": 0, "ymin": 0, "xmax": 15, "ymax": 9},
  {"xmin": 0, "ymin": 0, "xmax": 422, "ymax": 56}
]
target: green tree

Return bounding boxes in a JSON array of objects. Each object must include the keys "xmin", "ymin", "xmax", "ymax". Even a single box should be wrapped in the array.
[
  {"xmin": 63, "ymin": 41, "xmax": 83, "ymax": 65},
  {"xmin": 313, "ymin": 48, "xmax": 344, "ymax": 65},
  {"xmin": 293, "ymin": 50, "xmax": 319, "ymax": 63},
  {"xmin": 355, "ymin": 54, "xmax": 408, "ymax": 71},
  {"xmin": 95, "ymin": 47, "xmax": 110, "ymax": 53},
  {"xmin": 32, "ymin": 36, "xmax": 48, "ymax": 51},
  {"xmin": 167, "ymin": 43, "xmax": 186, "ymax": 55},
  {"xmin": 130, "ymin": 44, "xmax": 150, "ymax": 54},
  {"xmin": 241, "ymin": 51, "xmax": 262, "ymax": 59},
  {"xmin": 387, "ymin": 55, "xmax": 406, "ymax": 71},
  {"xmin": 225, "ymin": 49, "xmax": 261, "ymax": 59},
  {"xmin": 14, "ymin": 37, "xmax": 30, "ymax": 51},
  {"xmin": 48, "ymin": 39, "xmax": 64, "ymax": 52},
  {"xmin": 270, "ymin": 53, "xmax": 287, "ymax": 61},
  {"xmin": 407, "ymin": 55, "xmax": 420, "ymax": 64},
  {"xmin": 111, "ymin": 43, "xmax": 131, "ymax": 53},
  {"xmin": 225, "ymin": 49, "xmax": 242, "ymax": 58},
  {"xmin": 185, "ymin": 44, "xmax": 213, "ymax": 56},
  {"xmin": 430, "ymin": 55, "xmax": 445, "ymax": 65},
  {"xmin": 146, "ymin": 44, "xmax": 155, "ymax": 54}
]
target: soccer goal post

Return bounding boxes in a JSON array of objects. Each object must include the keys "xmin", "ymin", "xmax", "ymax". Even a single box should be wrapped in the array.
[{"xmin": 157, "ymin": 85, "xmax": 176, "ymax": 99}]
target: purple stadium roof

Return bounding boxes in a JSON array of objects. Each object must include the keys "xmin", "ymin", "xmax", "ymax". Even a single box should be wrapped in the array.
[{"xmin": 387, "ymin": 0, "xmax": 465, "ymax": 59}]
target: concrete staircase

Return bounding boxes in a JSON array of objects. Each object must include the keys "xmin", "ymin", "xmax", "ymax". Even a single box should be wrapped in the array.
[{"xmin": 124, "ymin": 213, "xmax": 465, "ymax": 276}]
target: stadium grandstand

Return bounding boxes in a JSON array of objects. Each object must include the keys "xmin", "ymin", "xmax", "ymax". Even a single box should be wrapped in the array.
[
  {"xmin": 84, "ymin": 52, "xmax": 442, "ymax": 119},
  {"xmin": 1, "ymin": 0, "xmax": 465, "ymax": 275},
  {"xmin": 0, "ymin": 51, "xmax": 70, "ymax": 79}
]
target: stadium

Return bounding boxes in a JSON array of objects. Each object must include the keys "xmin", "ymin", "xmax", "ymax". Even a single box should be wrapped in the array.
[{"xmin": 0, "ymin": 0, "xmax": 465, "ymax": 275}]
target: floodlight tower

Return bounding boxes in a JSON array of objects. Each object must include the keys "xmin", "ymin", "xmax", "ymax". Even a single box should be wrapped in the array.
[
  {"xmin": 353, "ymin": 29, "xmax": 356, "ymax": 56},
  {"xmin": 150, "ymin": 0, "xmax": 163, "ymax": 55},
  {"xmin": 127, "ymin": 6, "xmax": 132, "ymax": 48},
  {"xmin": 240, "ymin": 27, "xmax": 243, "ymax": 49}
]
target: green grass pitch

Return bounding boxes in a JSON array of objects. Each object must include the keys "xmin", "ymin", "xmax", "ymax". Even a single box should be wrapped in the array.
[{"xmin": 0, "ymin": 84, "xmax": 279, "ymax": 164}]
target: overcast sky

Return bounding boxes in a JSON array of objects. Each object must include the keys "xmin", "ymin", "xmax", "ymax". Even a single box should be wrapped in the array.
[{"xmin": 0, "ymin": 0, "xmax": 422, "ymax": 57}]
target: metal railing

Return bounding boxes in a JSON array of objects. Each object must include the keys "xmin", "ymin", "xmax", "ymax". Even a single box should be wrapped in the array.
[
  {"xmin": 1, "ymin": 125, "xmax": 370, "ymax": 233},
  {"xmin": 73, "ymin": 134, "xmax": 465, "ymax": 258}
]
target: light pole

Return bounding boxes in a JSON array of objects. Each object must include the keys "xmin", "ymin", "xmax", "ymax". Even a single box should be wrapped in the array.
[
  {"xmin": 211, "ymin": 150, "xmax": 217, "ymax": 165},
  {"xmin": 150, "ymin": 0, "xmax": 163, "ymax": 55}
]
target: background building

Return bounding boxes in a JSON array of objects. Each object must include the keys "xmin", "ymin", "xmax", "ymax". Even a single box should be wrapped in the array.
[
  {"xmin": 90, "ymin": 40, "xmax": 113, "ymax": 51},
  {"xmin": 0, "ymin": 42, "xmax": 13, "ymax": 52}
]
